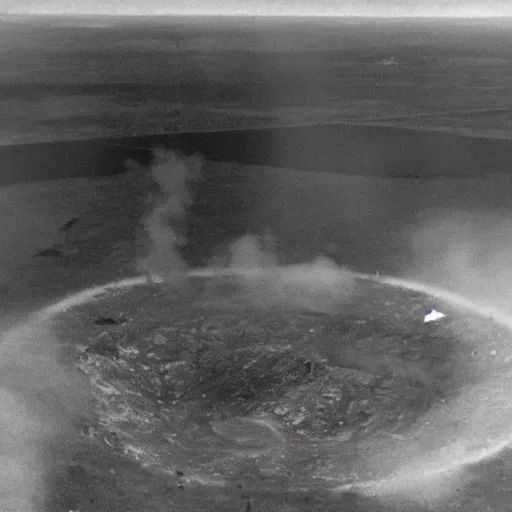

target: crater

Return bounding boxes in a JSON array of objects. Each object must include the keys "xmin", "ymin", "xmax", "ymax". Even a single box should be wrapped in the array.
[{"xmin": 47, "ymin": 272, "xmax": 484, "ymax": 492}]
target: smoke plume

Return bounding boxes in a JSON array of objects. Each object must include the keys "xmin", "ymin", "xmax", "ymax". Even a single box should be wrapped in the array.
[
  {"xmin": 226, "ymin": 232, "xmax": 356, "ymax": 314},
  {"xmin": 137, "ymin": 148, "xmax": 203, "ymax": 289},
  {"xmin": 401, "ymin": 175, "xmax": 512, "ymax": 310}
]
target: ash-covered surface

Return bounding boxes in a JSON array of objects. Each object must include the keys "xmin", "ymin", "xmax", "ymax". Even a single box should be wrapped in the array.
[{"xmin": 42, "ymin": 274, "xmax": 512, "ymax": 511}]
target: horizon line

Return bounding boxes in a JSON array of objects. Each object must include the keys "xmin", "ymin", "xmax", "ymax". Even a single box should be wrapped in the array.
[{"xmin": 2, "ymin": 12, "xmax": 512, "ymax": 20}]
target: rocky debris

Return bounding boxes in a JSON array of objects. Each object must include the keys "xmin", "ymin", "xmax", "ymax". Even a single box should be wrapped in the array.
[
  {"xmin": 152, "ymin": 333, "xmax": 167, "ymax": 346},
  {"xmin": 94, "ymin": 316, "xmax": 128, "ymax": 326},
  {"xmin": 67, "ymin": 463, "xmax": 87, "ymax": 482},
  {"xmin": 85, "ymin": 338, "xmax": 120, "ymax": 359},
  {"xmin": 271, "ymin": 369, "xmax": 355, "ymax": 435},
  {"xmin": 72, "ymin": 297, "xmax": 443, "ymax": 445},
  {"xmin": 237, "ymin": 382, "xmax": 255, "ymax": 399},
  {"xmin": 60, "ymin": 216, "xmax": 80, "ymax": 232},
  {"xmin": 34, "ymin": 246, "xmax": 64, "ymax": 257}
]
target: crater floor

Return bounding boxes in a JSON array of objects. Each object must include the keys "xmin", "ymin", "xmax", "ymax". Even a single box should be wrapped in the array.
[{"xmin": 41, "ymin": 273, "xmax": 510, "ymax": 511}]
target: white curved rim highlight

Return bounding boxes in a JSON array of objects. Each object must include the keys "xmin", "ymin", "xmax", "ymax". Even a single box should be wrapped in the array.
[{"xmin": 10, "ymin": 266, "xmax": 512, "ymax": 499}]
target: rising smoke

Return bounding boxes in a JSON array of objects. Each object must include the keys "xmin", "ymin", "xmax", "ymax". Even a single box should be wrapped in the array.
[
  {"xmin": 137, "ymin": 149, "xmax": 357, "ymax": 314},
  {"xmin": 133, "ymin": 149, "xmax": 512, "ymax": 345},
  {"xmin": 406, "ymin": 205, "xmax": 512, "ymax": 309},
  {"xmin": 250, "ymin": 164, "xmax": 512, "ymax": 312},
  {"xmin": 136, "ymin": 148, "xmax": 203, "ymax": 291}
]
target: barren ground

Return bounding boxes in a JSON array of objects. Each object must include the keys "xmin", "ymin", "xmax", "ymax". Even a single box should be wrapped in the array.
[{"xmin": 42, "ymin": 271, "xmax": 508, "ymax": 512}]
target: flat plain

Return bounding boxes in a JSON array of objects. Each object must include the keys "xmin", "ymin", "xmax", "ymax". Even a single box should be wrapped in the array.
[{"xmin": 2, "ymin": 16, "xmax": 512, "ymax": 144}]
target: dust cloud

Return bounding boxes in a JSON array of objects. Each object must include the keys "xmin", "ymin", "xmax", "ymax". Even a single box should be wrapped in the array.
[
  {"xmin": 0, "ymin": 314, "xmax": 92, "ymax": 512},
  {"xmin": 227, "ymin": 233, "xmax": 356, "ymax": 314},
  {"xmin": 253, "ymin": 165, "xmax": 512, "ymax": 313},
  {"xmin": 405, "ymin": 204, "xmax": 512, "ymax": 310}
]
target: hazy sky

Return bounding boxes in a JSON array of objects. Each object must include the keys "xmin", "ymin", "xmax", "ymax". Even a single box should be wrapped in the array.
[{"xmin": 1, "ymin": 0, "xmax": 511, "ymax": 17}]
